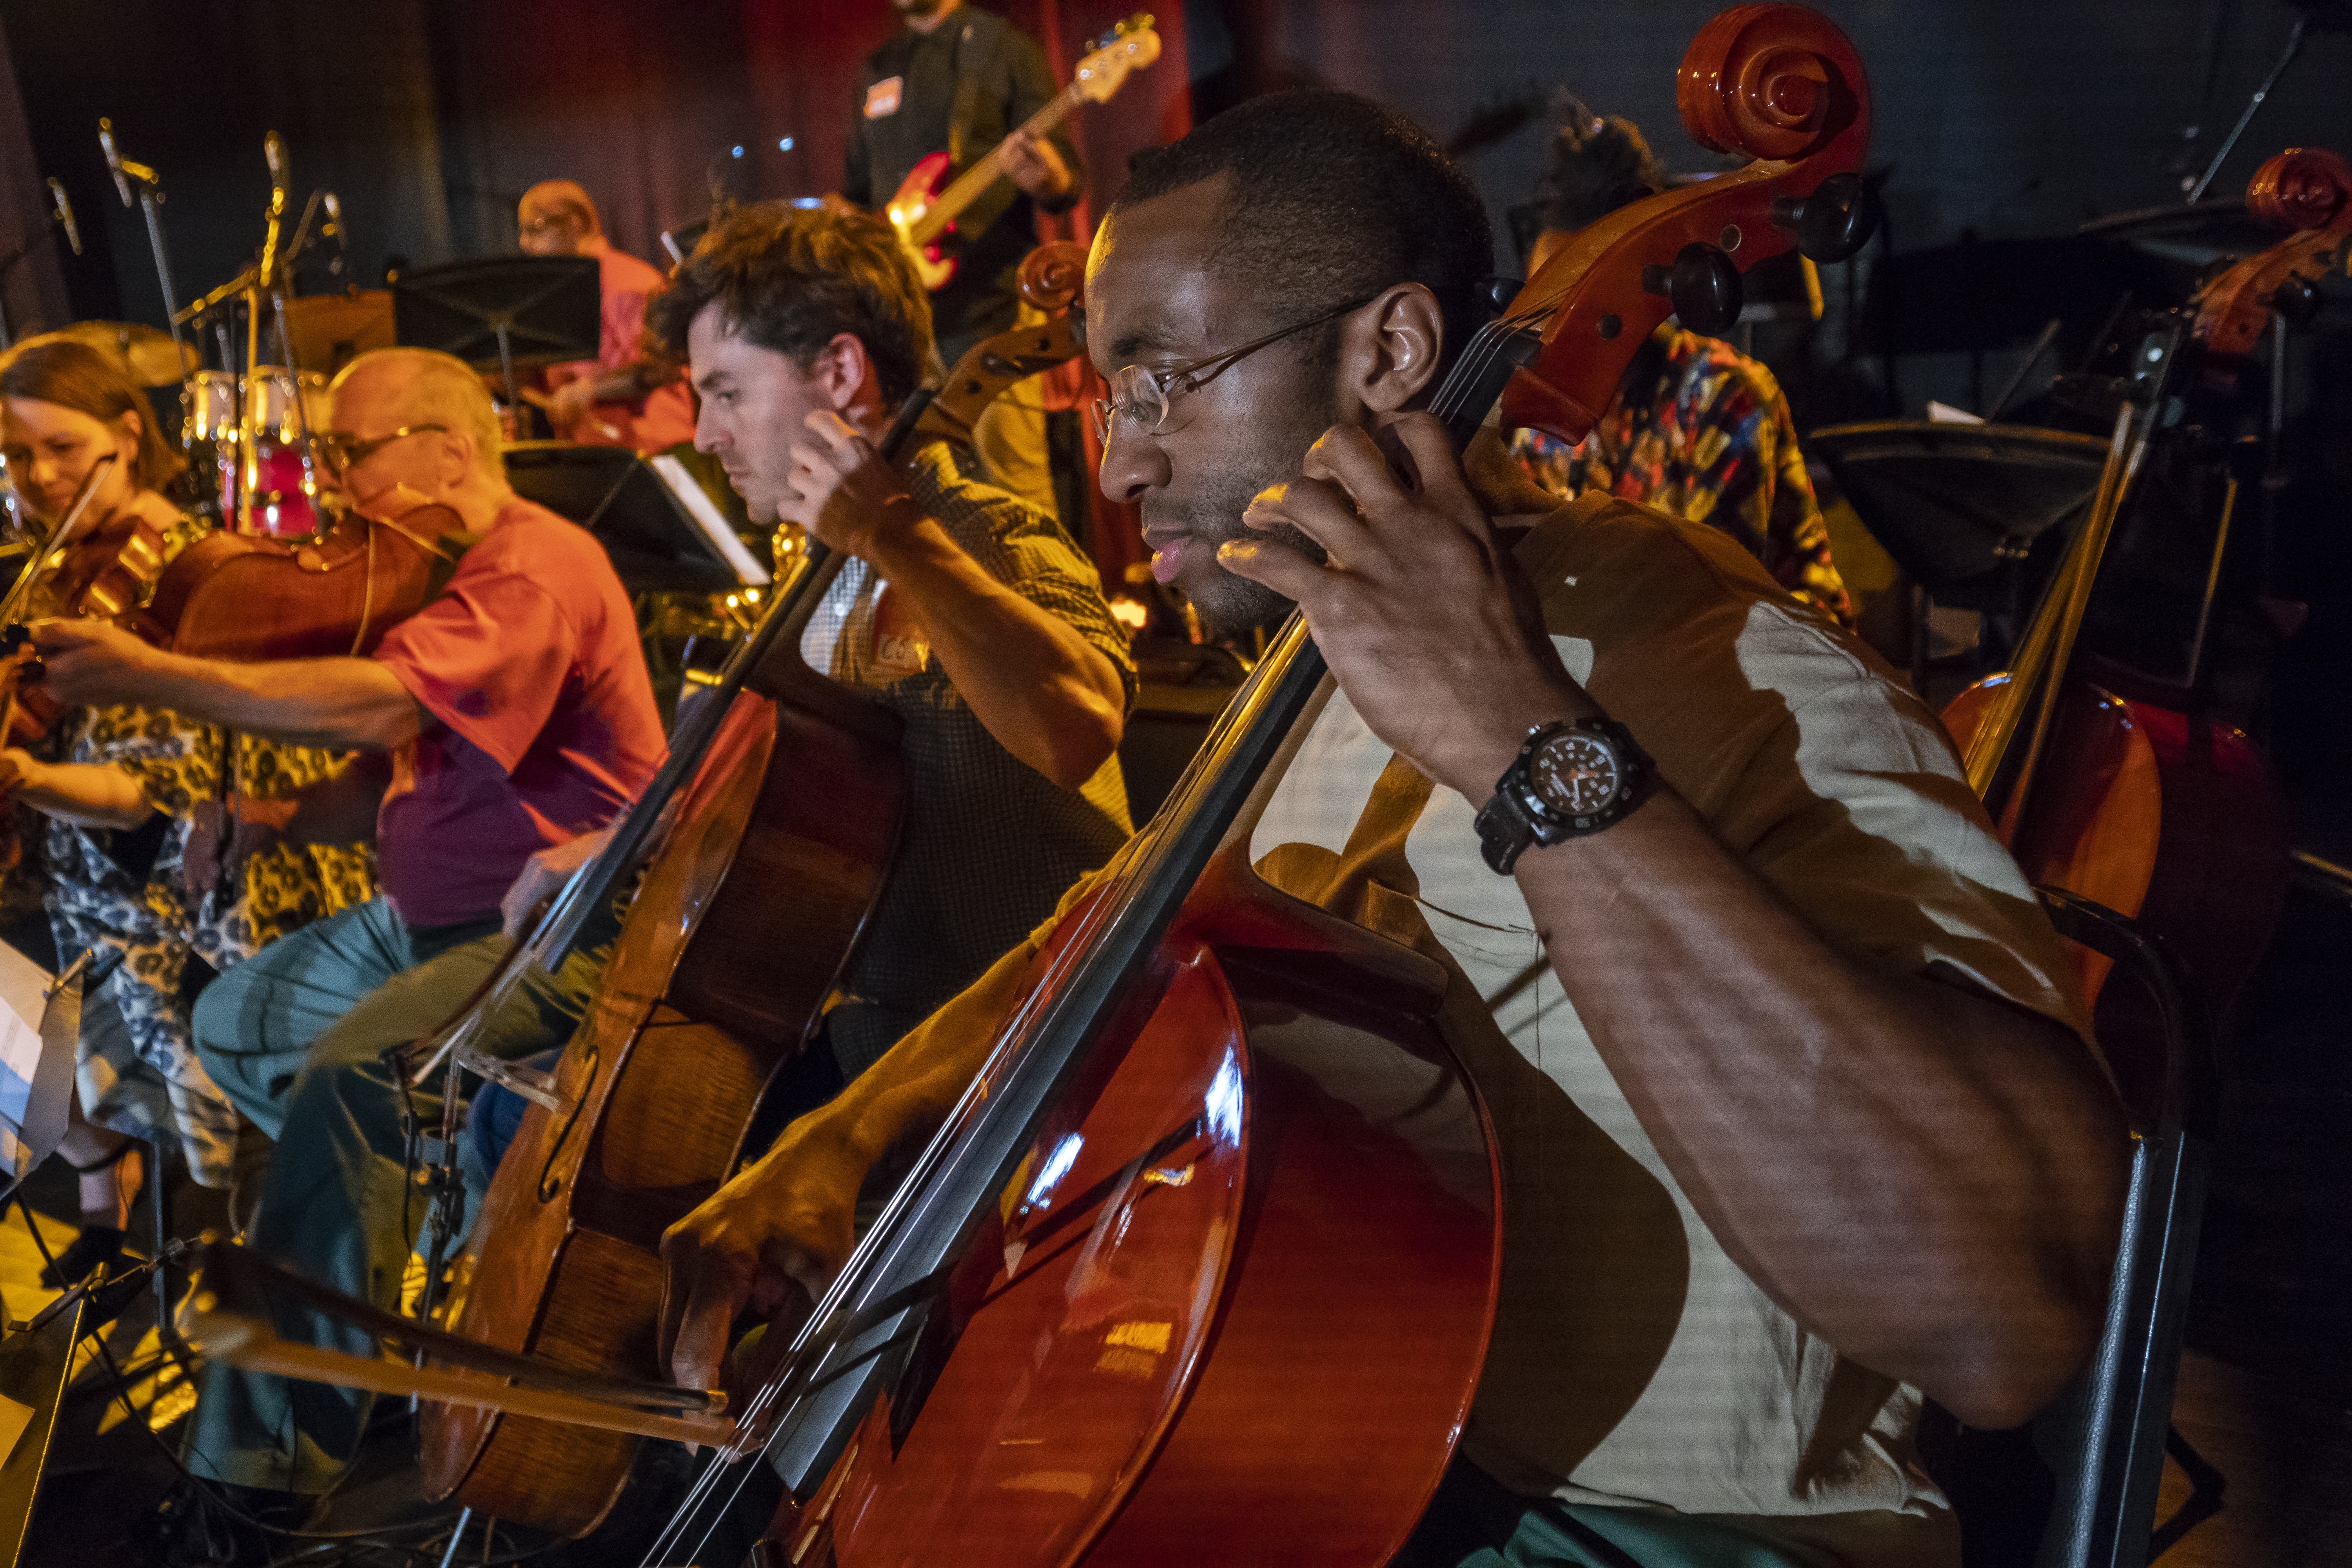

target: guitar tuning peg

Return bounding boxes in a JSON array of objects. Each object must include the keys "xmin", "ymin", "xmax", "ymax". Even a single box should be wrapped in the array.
[
  {"xmin": 1640, "ymin": 243, "xmax": 1743, "ymax": 336},
  {"xmin": 1767, "ymin": 171, "xmax": 1879, "ymax": 263}
]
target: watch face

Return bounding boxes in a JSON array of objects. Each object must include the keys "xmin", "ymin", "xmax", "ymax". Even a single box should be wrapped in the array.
[{"xmin": 1529, "ymin": 730, "xmax": 1621, "ymax": 817}]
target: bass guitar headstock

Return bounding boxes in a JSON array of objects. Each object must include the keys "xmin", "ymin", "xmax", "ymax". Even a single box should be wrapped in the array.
[
  {"xmin": 1073, "ymin": 14, "xmax": 1161, "ymax": 103},
  {"xmin": 1497, "ymin": 3, "xmax": 1876, "ymax": 445}
]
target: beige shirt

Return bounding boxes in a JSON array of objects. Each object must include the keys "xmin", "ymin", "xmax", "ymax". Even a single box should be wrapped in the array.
[{"xmin": 1242, "ymin": 494, "xmax": 2094, "ymax": 1562}]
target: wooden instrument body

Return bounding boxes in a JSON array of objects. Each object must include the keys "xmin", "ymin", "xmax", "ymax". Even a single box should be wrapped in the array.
[
  {"xmin": 144, "ymin": 510, "xmax": 443, "ymax": 661},
  {"xmin": 1942, "ymin": 673, "xmax": 2285, "ymax": 1090},
  {"xmin": 774, "ymin": 848, "xmax": 1499, "ymax": 1568},
  {"xmin": 420, "ymin": 650, "xmax": 905, "ymax": 1537}
]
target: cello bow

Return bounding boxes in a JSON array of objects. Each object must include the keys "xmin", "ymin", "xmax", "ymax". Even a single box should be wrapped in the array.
[{"xmin": 642, "ymin": 10, "xmax": 1880, "ymax": 1565}]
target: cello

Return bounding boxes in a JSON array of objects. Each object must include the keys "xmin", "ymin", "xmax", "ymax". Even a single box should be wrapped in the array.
[
  {"xmin": 409, "ymin": 243, "xmax": 1102, "ymax": 1537},
  {"xmin": 622, "ymin": 11, "xmax": 1881, "ymax": 1564},
  {"xmin": 1938, "ymin": 149, "xmax": 2334, "ymax": 1069}
]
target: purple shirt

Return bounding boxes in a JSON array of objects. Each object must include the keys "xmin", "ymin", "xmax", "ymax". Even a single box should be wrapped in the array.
[{"xmin": 370, "ymin": 499, "xmax": 664, "ymax": 926}]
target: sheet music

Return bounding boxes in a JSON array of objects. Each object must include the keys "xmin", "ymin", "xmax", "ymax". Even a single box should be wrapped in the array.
[{"xmin": 648, "ymin": 454, "xmax": 771, "ymax": 586}]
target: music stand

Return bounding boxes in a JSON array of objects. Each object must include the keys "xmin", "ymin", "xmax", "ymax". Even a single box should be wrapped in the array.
[
  {"xmin": 0, "ymin": 1289, "xmax": 86, "ymax": 1567},
  {"xmin": 503, "ymin": 441, "xmax": 768, "ymax": 594},
  {"xmin": 390, "ymin": 257, "xmax": 602, "ymax": 396},
  {"xmin": 1808, "ymin": 420, "xmax": 2111, "ymax": 612}
]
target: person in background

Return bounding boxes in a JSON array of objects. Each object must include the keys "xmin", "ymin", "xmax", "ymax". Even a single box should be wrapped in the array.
[
  {"xmin": 0, "ymin": 341, "xmax": 374, "ymax": 1289},
  {"xmin": 842, "ymin": 0, "xmax": 1082, "ymax": 521},
  {"xmin": 515, "ymin": 178, "xmax": 698, "ymax": 453},
  {"xmin": 1512, "ymin": 97, "xmax": 1853, "ymax": 625}
]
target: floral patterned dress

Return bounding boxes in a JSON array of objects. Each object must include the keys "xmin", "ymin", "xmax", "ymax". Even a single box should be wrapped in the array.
[
  {"xmin": 1511, "ymin": 323, "xmax": 1854, "ymax": 626},
  {"xmin": 42, "ymin": 708, "xmax": 375, "ymax": 1187}
]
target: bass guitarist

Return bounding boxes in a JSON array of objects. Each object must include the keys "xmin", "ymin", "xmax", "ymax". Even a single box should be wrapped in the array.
[{"xmin": 842, "ymin": 0, "xmax": 1082, "ymax": 519}]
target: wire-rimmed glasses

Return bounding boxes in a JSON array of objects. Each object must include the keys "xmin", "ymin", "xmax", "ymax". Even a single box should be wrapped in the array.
[{"xmin": 1088, "ymin": 294, "xmax": 1377, "ymax": 445}]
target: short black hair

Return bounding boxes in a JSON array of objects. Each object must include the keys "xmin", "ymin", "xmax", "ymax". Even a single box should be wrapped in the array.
[
  {"xmin": 647, "ymin": 203, "xmax": 932, "ymax": 406},
  {"xmin": 1532, "ymin": 94, "xmax": 1668, "ymax": 233},
  {"xmin": 1111, "ymin": 90, "xmax": 1494, "ymax": 361}
]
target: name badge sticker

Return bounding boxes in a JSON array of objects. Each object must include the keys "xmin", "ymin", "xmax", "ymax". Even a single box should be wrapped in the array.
[
  {"xmin": 865, "ymin": 76, "xmax": 903, "ymax": 119},
  {"xmin": 867, "ymin": 582, "xmax": 932, "ymax": 681}
]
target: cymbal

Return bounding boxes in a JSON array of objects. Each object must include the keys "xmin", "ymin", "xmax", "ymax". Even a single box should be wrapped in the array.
[
  {"xmin": 11, "ymin": 320, "xmax": 198, "ymax": 385},
  {"xmin": 281, "ymin": 290, "xmax": 396, "ymax": 377}
]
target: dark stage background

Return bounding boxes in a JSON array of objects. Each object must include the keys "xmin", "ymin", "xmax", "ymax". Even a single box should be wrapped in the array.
[{"xmin": 4, "ymin": 0, "xmax": 2348, "ymax": 386}]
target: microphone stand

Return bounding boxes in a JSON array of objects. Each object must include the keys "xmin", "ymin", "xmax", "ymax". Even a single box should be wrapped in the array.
[
  {"xmin": 0, "ymin": 205, "xmax": 78, "ymax": 350},
  {"xmin": 95, "ymin": 119, "xmax": 188, "ymax": 365}
]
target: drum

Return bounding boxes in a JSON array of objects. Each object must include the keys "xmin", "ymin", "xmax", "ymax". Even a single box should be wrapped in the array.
[
  {"xmin": 182, "ymin": 370, "xmax": 241, "ymax": 526},
  {"xmin": 239, "ymin": 367, "xmax": 330, "ymax": 538}
]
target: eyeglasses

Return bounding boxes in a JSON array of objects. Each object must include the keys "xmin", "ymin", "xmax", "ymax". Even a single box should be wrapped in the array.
[
  {"xmin": 314, "ymin": 424, "xmax": 448, "ymax": 474},
  {"xmin": 1088, "ymin": 295, "xmax": 1377, "ymax": 445}
]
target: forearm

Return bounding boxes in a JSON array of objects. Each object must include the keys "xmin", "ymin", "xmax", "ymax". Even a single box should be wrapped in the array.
[
  {"xmin": 274, "ymin": 755, "xmax": 389, "ymax": 846},
  {"xmin": 1513, "ymin": 780, "xmax": 2129, "ymax": 1425},
  {"xmin": 6, "ymin": 758, "xmax": 152, "ymax": 830},
  {"xmin": 101, "ymin": 652, "xmax": 424, "ymax": 752},
  {"xmin": 867, "ymin": 515, "xmax": 1123, "ymax": 788},
  {"xmin": 797, "ymin": 929, "xmax": 1053, "ymax": 1180}
]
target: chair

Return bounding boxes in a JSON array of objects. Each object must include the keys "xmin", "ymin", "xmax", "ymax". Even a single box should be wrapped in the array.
[{"xmin": 2029, "ymin": 887, "xmax": 2225, "ymax": 1567}]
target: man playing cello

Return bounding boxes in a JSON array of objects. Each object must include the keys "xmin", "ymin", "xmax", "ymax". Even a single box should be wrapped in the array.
[{"xmin": 661, "ymin": 91, "xmax": 2129, "ymax": 1567}]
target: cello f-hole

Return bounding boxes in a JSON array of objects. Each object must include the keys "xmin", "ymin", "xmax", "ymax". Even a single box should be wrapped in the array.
[{"xmin": 537, "ymin": 1040, "xmax": 601, "ymax": 1204}]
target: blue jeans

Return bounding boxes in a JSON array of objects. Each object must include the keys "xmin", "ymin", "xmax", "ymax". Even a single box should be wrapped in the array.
[{"xmin": 183, "ymin": 896, "xmax": 607, "ymax": 1493}]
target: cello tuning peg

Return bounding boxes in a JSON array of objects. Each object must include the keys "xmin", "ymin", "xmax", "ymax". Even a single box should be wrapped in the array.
[
  {"xmin": 1477, "ymin": 276, "xmax": 1523, "ymax": 314},
  {"xmin": 1641, "ymin": 243, "xmax": 1743, "ymax": 336},
  {"xmin": 1767, "ymin": 171, "xmax": 1879, "ymax": 263},
  {"xmin": 2269, "ymin": 272, "xmax": 2323, "ymax": 327}
]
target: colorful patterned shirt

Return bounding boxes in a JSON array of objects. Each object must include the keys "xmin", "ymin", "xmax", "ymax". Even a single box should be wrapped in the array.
[{"xmin": 1511, "ymin": 324, "xmax": 1853, "ymax": 625}]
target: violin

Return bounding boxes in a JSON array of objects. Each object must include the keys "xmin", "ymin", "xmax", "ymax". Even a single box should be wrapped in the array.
[
  {"xmin": 0, "ymin": 472, "xmax": 449, "ymax": 750},
  {"xmin": 617, "ymin": 12, "xmax": 1876, "ymax": 1565},
  {"xmin": 1939, "ymin": 148, "xmax": 2337, "ymax": 1096},
  {"xmin": 138, "ymin": 498, "xmax": 450, "ymax": 662}
]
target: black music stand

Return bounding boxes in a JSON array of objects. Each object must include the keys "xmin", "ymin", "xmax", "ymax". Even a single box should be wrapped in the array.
[
  {"xmin": 503, "ymin": 442, "xmax": 768, "ymax": 594},
  {"xmin": 390, "ymin": 257, "xmax": 602, "ymax": 396},
  {"xmin": 1808, "ymin": 420, "xmax": 2115, "ymax": 613},
  {"xmin": 0, "ymin": 1289, "xmax": 85, "ymax": 1567}
]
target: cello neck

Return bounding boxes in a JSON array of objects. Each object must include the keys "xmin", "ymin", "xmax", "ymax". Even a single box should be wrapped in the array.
[{"xmin": 1962, "ymin": 323, "xmax": 2179, "ymax": 825}]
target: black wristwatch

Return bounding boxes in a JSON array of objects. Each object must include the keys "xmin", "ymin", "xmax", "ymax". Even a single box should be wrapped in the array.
[{"xmin": 1474, "ymin": 717, "xmax": 1653, "ymax": 874}]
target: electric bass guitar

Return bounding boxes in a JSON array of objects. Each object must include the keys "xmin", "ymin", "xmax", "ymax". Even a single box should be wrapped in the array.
[{"xmin": 885, "ymin": 12, "xmax": 1159, "ymax": 291}]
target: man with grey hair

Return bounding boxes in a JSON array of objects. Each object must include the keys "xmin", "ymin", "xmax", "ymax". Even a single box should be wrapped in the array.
[{"xmin": 32, "ymin": 344, "xmax": 666, "ymax": 1541}]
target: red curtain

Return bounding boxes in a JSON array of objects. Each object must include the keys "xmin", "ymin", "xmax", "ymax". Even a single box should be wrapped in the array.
[{"xmin": 1021, "ymin": 0, "xmax": 1191, "ymax": 593}]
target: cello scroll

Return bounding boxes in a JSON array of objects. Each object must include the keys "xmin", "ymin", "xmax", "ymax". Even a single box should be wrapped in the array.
[
  {"xmin": 2190, "ymin": 147, "xmax": 2352, "ymax": 376},
  {"xmin": 1499, "ymin": 2, "xmax": 1875, "ymax": 445}
]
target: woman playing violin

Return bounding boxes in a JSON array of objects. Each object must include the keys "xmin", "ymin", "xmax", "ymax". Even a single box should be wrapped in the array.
[{"xmin": 0, "ymin": 339, "xmax": 373, "ymax": 1286}]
